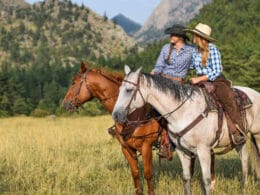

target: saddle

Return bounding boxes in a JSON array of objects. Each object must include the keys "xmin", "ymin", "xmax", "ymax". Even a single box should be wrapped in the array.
[
  {"xmin": 199, "ymin": 82, "xmax": 252, "ymax": 149},
  {"xmin": 198, "ymin": 82, "xmax": 253, "ymax": 112}
]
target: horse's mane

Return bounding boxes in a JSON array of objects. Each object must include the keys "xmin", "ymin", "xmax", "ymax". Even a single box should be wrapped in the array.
[
  {"xmin": 141, "ymin": 73, "xmax": 200, "ymax": 102},
  {"xmin": 92, "ymin": 68, "xmax": 124, "ymax": 83}
]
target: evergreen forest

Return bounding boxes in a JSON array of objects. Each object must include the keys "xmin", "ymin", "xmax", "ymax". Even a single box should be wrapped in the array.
[{"xmin": 0, "ymin": 0, "xmax": 259, "ymax": 117}]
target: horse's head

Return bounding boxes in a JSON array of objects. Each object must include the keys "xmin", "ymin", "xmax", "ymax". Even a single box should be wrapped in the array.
[
  {"xmin": 112, "ymin": 65, "xmax": 145, "ymax": 123},
  {"xmin": 63, "ymin": 61, "xmax": 93, "ymax": 111}
]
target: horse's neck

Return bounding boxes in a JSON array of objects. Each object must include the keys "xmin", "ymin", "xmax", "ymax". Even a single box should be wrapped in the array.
[
  {"xmin": 145, "ymin": 86, "xmax": 206, "ymax": 130},
  {"xmin": 92, "ymin": 75, "xmax": 120, "ymax": 113}
]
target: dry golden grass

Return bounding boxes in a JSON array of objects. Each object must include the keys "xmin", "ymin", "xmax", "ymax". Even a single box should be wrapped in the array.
[{"xmin": 0, "ymin": 116, "xmax": 259, "ymax": 194}]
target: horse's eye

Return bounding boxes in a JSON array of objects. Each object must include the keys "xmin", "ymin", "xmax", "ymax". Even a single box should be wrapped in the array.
[
  {"xmin": 72, "ymin": 82, "xmax": 75, "ymax": 85},
  {"xmin": 126, "ymin": 89, "xmax": 133, "ymax": 93}
]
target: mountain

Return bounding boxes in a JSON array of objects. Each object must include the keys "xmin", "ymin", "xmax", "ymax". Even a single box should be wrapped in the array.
[
  {"xmin": 134, "ymin": 0, "xmax": 212, "ymax": 44},
  {"xmin": 0, "ymin": 0, "xmax": 29, "ymax": 9},
  {"xmin": 0, "ymin": 0, "xmax": 136, "ymax": 68},
  {"xmin": 112, "ymin": 14, "xmax": 141, "ymax": 36}
]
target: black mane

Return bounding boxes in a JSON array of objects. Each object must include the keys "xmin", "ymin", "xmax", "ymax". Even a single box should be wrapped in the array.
[{"xmin": 141, "ymin": 73, "xmax": 200, "ymax": 102}]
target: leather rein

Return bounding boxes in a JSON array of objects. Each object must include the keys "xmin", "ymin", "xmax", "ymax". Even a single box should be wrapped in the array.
[{"xmin": 123, "ymin": 73, "xmax": 210, "ymax": 139}]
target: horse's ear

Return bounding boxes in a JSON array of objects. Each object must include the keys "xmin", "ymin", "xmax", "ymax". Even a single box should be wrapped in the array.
[
  {"xmin": 136, "ymin": 67, "xmax": 142, "ymax": 75},
  {"xmin": 124, "ymin": 65, "xmax": 131, "ymax": 75},
  {"xmin": 81, "ymin": 61, "xmax": 88, "ymax": 73}
]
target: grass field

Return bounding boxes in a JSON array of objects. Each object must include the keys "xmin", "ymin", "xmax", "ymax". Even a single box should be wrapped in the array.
[{"xmin": 0, "ymin": 116, "xmax": 259, "ymax": 194}]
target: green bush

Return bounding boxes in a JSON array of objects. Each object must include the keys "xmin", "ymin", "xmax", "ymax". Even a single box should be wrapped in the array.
[{"xmin": 31, "ymin": 109, "xmax": 50, "ymax": 117}]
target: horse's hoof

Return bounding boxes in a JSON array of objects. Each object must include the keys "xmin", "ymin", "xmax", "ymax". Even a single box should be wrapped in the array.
[{"xmin": 210, "ymin": 179, "xmax": 216, "ymax": 191}]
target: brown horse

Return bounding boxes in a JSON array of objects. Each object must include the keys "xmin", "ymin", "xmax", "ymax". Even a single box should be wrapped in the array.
[
  {"xmin": 63, "ymin": 62, "xmax": 163, "ymax": 195},
  {"xmin": 63, "ymin": 62, "xmax": 215, "ymax": 194}
]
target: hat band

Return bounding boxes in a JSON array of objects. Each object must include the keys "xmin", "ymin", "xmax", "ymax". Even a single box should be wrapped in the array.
[{"xmin": 194, "ymin": 28, "xmax": 211, "ymax": 37}]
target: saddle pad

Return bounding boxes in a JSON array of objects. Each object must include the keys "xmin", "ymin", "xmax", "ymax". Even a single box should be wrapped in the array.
[{"xmin": 232, "ymin": 88, "xmax": 253, "ymax": 110}]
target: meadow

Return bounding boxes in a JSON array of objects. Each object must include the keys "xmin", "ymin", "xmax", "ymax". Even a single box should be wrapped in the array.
[{"xmin": 0, "ymin": 116, "xmax": 259, "ymax": 195}]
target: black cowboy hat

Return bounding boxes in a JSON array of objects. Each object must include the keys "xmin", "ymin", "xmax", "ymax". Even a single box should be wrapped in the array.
[{"xmin": 164, "ymin": 24, "xmax": 189, "ymax": 41}]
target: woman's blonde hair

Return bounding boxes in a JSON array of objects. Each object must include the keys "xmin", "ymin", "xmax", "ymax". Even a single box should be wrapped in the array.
[{"xmin": 193, "ymin": 35, "xmax": 209, "ymax": 67}]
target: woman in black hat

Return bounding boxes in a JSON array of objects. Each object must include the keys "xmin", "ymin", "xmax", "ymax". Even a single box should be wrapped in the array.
[
  {"xmin": 151, "ymin": 24, "xmax": 194, "ymax": 159},
  {"xmin": 151, "ymin": 24, "xmax": 193, "ymax": 83}
]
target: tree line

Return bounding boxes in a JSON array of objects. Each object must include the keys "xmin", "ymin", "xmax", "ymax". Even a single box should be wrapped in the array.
[{"xmin": 0, "ymin": 0, "xmax": 259, "ymax": 117}]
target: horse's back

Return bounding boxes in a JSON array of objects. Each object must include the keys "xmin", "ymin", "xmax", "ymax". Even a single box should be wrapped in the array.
[{"xmin": 234, "ymin": 86, "xmax": 260, "ymax": 133}]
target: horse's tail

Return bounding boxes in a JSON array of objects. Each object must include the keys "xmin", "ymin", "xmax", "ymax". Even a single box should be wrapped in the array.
[{"xmin": 249, "ymin": 134, "xmax": 260, "ymax": 178}]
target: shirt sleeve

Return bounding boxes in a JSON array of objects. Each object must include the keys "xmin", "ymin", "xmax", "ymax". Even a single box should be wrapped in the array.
[
  {"xmin": 206, "ymin": 46, "xmax": 222, "ymax": 81},
  {"xmin": 153, "ymin": 45, "xmax": 168, "ymax": 74},
  {"xmin": 189, "ymin": 47, "xmax": 196, "ymax": 70}
]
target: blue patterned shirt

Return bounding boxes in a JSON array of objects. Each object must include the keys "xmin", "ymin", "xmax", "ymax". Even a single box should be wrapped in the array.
[
  {"xmin": 153, "ymin": 43, "xmax": 194, "ymax": 78},
  {"xmin": 191, "ymin": 43, "xmax": 222, "ymax": 81}
]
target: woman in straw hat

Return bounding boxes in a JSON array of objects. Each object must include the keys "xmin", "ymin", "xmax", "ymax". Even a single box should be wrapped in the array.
[{"xmin": 185, "ymin": 23, "xmax": 246, "ymax": 145}]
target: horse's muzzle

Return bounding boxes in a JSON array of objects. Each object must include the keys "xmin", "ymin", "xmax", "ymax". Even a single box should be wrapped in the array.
[
  {"xmin": 112, "ymin": 110, "xmax": 126, "ymax": 124},
  {"xmin": 63, "ymin": 101, "xmax": 73, "ymax": 111}
]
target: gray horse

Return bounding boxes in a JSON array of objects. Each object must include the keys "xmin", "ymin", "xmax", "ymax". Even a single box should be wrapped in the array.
[{"xmin": 112, "ymin": 65, "xmax": 260, "ymax": 195}]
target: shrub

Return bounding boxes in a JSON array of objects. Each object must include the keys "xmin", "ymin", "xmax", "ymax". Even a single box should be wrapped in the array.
[{"xmin": 31, "ymin": 109, "xmax": 50, "ymax": 117}]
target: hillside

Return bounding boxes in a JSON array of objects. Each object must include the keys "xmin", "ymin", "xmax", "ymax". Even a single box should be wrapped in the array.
[
  {"xmin": 0, "ymin": 0, "xmax": 136, "ymax": 68},
  {"xmin": 0, "ymin": 0, "xmax": 137, "ymax": 117},
  {"xmin": 0, "ymin": 0, "xmax": 259, "ymax": 117},
  {"xmin": 112, "ymin": 14, "xmax": 141, "ymax": 36},
  {"xmin": 134, "ymin": 0, "xmax": 212, "ymax": 44}
]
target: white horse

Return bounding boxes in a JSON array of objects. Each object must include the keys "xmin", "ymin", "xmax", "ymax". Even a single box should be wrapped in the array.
[{"xmin": 112, "ymin": 65, "xmax": 260, "ymax": 195}]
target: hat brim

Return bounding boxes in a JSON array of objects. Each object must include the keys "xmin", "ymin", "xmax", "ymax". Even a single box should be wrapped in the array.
[
  {"xmin": 164, "ymin": 29, "xmax": 190, "ymax": 41},
  {"xmin": 185, "ymin": 29, "xmax": 216, "ymax": 42}
]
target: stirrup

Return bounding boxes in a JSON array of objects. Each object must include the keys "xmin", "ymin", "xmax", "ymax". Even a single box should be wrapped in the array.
[
  {"xmin": 234, "ymin": 124, "xmax": 247, "ymax": 137},
  {"xmin": 232, "ymin": 134, "xmax": 246, "ymax": 146}
]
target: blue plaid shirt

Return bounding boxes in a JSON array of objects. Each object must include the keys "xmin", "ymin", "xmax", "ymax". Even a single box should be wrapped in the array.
[
  {"xmin": 191, "ymin": 43, "xmax": 222, "ymax": 81},
  {"xmin": 153, "ymin": 43, "xmax": 193, "ymax": 78}
]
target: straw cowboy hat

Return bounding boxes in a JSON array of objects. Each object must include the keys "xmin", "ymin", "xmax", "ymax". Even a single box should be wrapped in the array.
[
  {"xmin": 164, "ymin": 24, "xmax": 190, "ymax": 41},
  {"xmin": 185, "ymin": 23, "xmax": 216, "ymax": 42}
]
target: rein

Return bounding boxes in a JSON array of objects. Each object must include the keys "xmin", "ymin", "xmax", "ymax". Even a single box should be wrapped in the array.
[
  {"xmin": 122, "ymin": 73, "xmax": 212, "ymax": 141},
  {"xmin": 123, "ymin": 74, "xmax": 194, "ymax": 125}
]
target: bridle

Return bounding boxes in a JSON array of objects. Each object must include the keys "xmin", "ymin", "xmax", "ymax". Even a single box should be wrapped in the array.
[
  {"xmin": 123, "ymin": 74, "xmax": 146, "ymax": 115},
  {"xmin": 70, "ymin": 68, "xmax": 121, "ymax": 109},
  {"xmin": 70, "ymin": 69, "xmax": 93, "ymax": 109}
]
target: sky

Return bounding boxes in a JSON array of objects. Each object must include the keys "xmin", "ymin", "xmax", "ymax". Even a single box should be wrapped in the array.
[{"xmin": 25, "ymin": 0, "xmax": 161, "ymax": 24}]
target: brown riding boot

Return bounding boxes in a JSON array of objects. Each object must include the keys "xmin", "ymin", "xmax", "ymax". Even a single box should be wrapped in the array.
[
  {"xmin": 158, "ymin": 130, "xmax": 173, "ymax": 160},
  {"xmin": 214, "ymin": 80, "xmax": 247, "ymax": 146}
]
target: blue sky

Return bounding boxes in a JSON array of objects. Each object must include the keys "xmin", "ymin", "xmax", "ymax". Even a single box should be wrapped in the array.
[{"xmin": 25, "ymin": 0, "xmax": 161, "ymax": 24}]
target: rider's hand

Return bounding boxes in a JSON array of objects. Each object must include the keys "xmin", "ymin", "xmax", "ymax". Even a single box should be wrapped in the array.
[
  {"xmin": 150, "ymin": 70, "xmax": 155, "ymax": 75},
  {"xmin": 190, "ymin": 77, "xmax": 200, "ymax": 84}
]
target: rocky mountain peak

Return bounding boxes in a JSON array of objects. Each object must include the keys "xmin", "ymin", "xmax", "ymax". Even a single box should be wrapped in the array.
[{"xmin": 134, "ymin": 0, "xmax": 212, "ymax": 44}]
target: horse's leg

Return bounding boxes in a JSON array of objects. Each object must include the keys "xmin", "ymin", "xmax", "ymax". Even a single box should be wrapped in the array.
[
  {"xmin": 190, "ymin": 154, "xmax": 216, "ymax": 190},
  {"xmin": 141, "ymin": 143, "xmax": 154, "ymax": 195},
  {"xmin": 176, "ymin": 149, "xmax": 192, "ymax": 195},
  {"xmin": 235, "ymin": 144, "xmax": 248, "ymax": 188},
  {"xmin": 210, "ymin": 151, "xmax": 216, "ymax": 190},
  {"xmin": 197, "ymin": 146, "xmax": 212, "ymax": 195},
  {"xmin": 121, "ymin": 147, "xmax": 142, "ymax": 195},
  {"xmin": 190, "ymin": 156, "xmax": 196, "ymax": 177}
]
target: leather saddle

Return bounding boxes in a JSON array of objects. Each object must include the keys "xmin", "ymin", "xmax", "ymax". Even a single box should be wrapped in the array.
[{"xmin": 198, "ymin": 82, "xmax": 253, "ymax": 112}]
